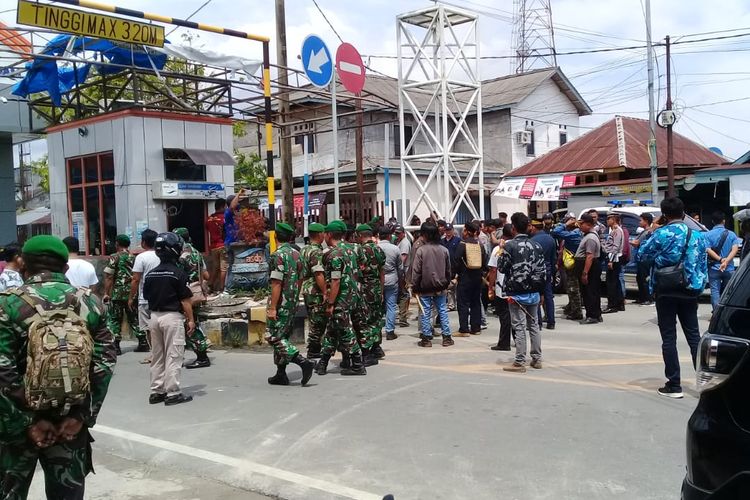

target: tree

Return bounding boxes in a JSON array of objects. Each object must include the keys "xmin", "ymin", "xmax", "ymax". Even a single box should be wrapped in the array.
[
  {"xmin": 234, "ymin": 151, "xmax": 266, "ymax": 191},
  {"xmin": 29, "ymin": 154, "xmax": 49, "ymax": 193}
]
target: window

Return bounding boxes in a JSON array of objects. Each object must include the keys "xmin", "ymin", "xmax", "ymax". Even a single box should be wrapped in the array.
[
  {"xmin": 525, "ymin": 121, "xmax": 535, "ymax": 157},
  {"xmin": 293, "ymin": 123, "xmax": 315, "ymax": 154},
  {"xmin": 163, "ymin": 149, "xmax": 206, "ymax": 181},
  {"xmin": 559, "ymin": 125, "xmax": 568, "ymax": 146},
  {"xmin": 394, "ymin": 124, "xmax": 414, "ymax": 157},
  {"xmin": 66, "ymin": 152, "xmax": 117, "ymax": 256}
]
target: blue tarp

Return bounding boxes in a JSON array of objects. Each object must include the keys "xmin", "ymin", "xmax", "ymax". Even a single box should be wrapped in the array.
[{"xmin": 12, "ymin": 35, "xmax": 168, "ymax": 106}]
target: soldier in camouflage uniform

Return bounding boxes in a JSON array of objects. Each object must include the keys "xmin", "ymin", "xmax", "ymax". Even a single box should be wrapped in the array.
[
  {"xmin": 316, "ymin": 220, "xmax": 366, "ymax": 376},
  {"xmin": 103, "ymin": 234, "xmax": 147, "ymax": 355},
  {"xmin": 340, "ymin": 225, "xmax": 369, "ymax": 369},
  {"xmin": 266, "ymin": 223, "xmax": 315, "ymax": 386},
  {"xmin": 0, "ymin": 235, "xmax": 117, "ymax": 499},
  {"xmin": 173, "ymin": 228, "xmax": 211, "ymax": 369},
  {"xmin": 356, "ymin": 224, "xmax": 386, "ymax": 366},
  {"xmin": 300, "ymin": 223, "xmax": 328, "ymax": 359}
]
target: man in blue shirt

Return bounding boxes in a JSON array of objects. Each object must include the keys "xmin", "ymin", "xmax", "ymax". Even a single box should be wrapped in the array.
[
  {"xmin": 552, "ymin": 214, "xmax": 583, "ymax": 320},
  {"xmin": 705, "ymin": 210, "xmax": 741, "ymax": 311},
  {"xmin": 638, "ymin": 197, "xmax": 708, "ymax": 399},
  {"xmin": 223, "ymin": 190, "xmax": 244, "ymax": 289},
  {"xmin": 441, "ymin": 223, "xmax": 462, "ymax": 311},
  {"xmin": 530, "ymin": 220, "xmax": 557, "ymax": 330}
]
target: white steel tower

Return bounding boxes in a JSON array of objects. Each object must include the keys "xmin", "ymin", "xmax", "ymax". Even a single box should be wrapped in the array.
[{"xmin": 396, "ymin": 4, "xmax": 484, "ymax": 224}]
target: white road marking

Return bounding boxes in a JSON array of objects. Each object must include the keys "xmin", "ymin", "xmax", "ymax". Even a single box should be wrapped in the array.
[
  {"xmin": 339, "ymin": 61, "xmax": 362, "ymax": 75},
  {"xmin": 93, "ymin": 424, "xmax": 382, "ymax": 500}
]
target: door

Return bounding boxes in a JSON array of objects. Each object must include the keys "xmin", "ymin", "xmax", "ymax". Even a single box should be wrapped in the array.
[{"xmin": 166, "ymin": 200, "xmax": 207, "ymax": 252}]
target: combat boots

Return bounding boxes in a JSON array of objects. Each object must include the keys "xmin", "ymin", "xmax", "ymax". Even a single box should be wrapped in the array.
[
  {"xmin": 316, "ymin": 353, "xmax": 331, "ymax": 375},
  {"xmin": 362, "ymin": 348, "xmax": 379, "ymax": 367},
  {"xmin": 134, "ymin": 336, "xmax": 150, "ymax": 352},
  {"xmin": 340, "ymin": 353, "xmax": 367, "ymax": 376},
  {"xmin": 267, "ymin": 365, "xmax": 290, "ymax": 385},
  {"xmin": 372, "ymin": 343, "xmax": 386, "ymax": 359},
  {"xmin": 291, "ymin": 353, "xmax": 315, "ymax": 386},
  {"xmin": 306, "ymin": 345, "xmax": 322, "ymax": 359},
  {"xmin": 185, "ymin": 351, "xmax": 210, "ymax": 369},
  {"xmin": 114, "ymin": 339, "xmax": 122, "ymax": 356},
  {"xmin": 339, "ymin": 351, "xmax": 351, "ymax": 369}
]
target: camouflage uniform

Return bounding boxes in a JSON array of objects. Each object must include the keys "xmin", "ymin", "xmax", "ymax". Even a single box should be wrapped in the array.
[
  {"xmin": 104, "ymin": 250, "xmax": 145, "ymax": 341},
  {"xmin": 342, "ymin": 242, "xmax": 369, "ymax": 347},
  {"xmin": 177, "ymin": 244, "xmax": 209, "ymax": 355},
  {"xmin": 360, "ymin": 241, "xmax": 386, "ymax": 348},
  {"xmin": 0, "ymin": 272, "xmax": 116, "ymax": 499},
  {"xmin": 301, "ymin": 242, "xmax": 328, "ymax": 354},
  {"xmin": 266, "ymin": 243, "xmax": 303, "ymax": 366},
  {"xmin": 320, "ymin": 242, "xmax": 361, "ymax": 357}
]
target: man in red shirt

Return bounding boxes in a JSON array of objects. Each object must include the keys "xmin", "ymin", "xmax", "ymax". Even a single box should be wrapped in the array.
[{"xmin": 205, "ymin": 199, "xmax": 227, "ymax": 292}]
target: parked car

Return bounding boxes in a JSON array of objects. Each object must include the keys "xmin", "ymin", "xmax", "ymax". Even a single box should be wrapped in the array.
[{"xmin": 682, "ymin": 256, "xmax": 750, "ymax": 499}]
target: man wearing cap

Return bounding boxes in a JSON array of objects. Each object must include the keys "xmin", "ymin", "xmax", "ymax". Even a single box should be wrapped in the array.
[
  {"xmin": 394, "ymin": 225, "xmax": 412, "ymax": 328},
  {"xmin": 453, "ymin": 221, "xmax": 487, "ymax": 336},
  {"xmin": 552, "ymin": 214, "xmax": 583, "ymax": 320},
  {"xmin": 342, "ymin": 225, "xmax": 370, "ymax": 363},
  {"xmin": 441, "ymin": 223, "xmax": 461, "ymax": 311},
  {"xmin": 0, "ymin": 235, "xmax": 116, "ymax": 497},
  {"xmin": 530, "ymin": 219, "xmax": 557, "ymax": 330},
  {"xmin": 316, "ymin": 220, "xmax": 366, "ymax": 376},
  {"xmin": 103, "ymin": 234, "xmax": 147, "ymax": 355},
  {"xmin": 378, "ymin": 226, "xmax": 403, "ymax": 341},
  {"xmin": 300, "ymin": 222, "xmax": 328, "ymax": 358},
  {"xmin": 357, "ymin": 224, "xmax": 386, "ymax": 365},
  {"xmin": 266, "ymin": 223, "xmax": 315, "ymax": 386},
  {"xmin": 174, "ymin": 228, "xmax": 211, "ymax": 370},
  {"xmin": 542, "ymin": 213, "xmax": 555, "ymax": 233},
  {"xmin": 575, "ymin": 214, "xmax": 603, "ymax": 324},
  {"xmin": 603, "ymin": 213, "xmax": 626, "ymax": 314}
]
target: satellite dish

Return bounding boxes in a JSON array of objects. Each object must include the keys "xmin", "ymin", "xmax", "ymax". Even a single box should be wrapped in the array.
[{"xmin": 709, "ymin": 147, "xmax": 723, "ymax": 156}]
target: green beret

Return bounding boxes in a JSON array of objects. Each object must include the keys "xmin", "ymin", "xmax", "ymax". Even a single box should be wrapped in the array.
[
  {"xmin": 308, "ymin": 222, "xmax": 325, "ymax": 233},
  {"xmin": 276, "ymin": 222, "xmax": 295, "ymax": 235},
  {"xmin": 325, "ymin": 220, "xmax": 347, "ymax": 233},
  {"xmin": 173, "ymin": 227, "xmax": 189, "ymax": 238},
  {"xmin": 116, "ymin": 234, "xmax": 131, "ymax": 246},
  {"xmin": 356, "ymin": 223, "xmax": 372, "ymax": 232},
  {"xmin": 22, "ymin": 235, "xmax": 69, "ymax": 263},
  {"xmin": 369, "ymin": 216, "xmax": 380, "ymax": 225}
]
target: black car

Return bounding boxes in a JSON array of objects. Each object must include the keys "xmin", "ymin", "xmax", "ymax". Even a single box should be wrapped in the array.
[{"xmin": 683, "ymin": 256, "xmax": 750, "ymax": 499}]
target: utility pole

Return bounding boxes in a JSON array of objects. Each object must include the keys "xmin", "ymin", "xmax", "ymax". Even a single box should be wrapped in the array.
[
  {"xmin": 665, "ymin": 35, "xmax": 675, "ymax": 197},
  {"xmin": 355, "ymin": 97, "xmax": 364, "ymax": 222},
  {"xmin": 645, "ymin": 0, "xmax": 659, "ymax": 202},
  {"xmin": 18, "ymin": 143, "xmax": 26, "ymax": 209},
  {"xmin": 275, "ymin": 0, "xmax": 294, "ymax": 224}
]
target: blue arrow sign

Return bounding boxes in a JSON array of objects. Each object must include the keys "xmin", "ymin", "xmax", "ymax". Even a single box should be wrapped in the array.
[{"xmin": 301, "ymin": 34, "xmax": 333, "ymax": 88}]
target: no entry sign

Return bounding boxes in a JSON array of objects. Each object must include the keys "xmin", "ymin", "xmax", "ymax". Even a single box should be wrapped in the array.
[{"xmin": 335, "ymin": 42, "xmax": 366, "ymax": 94}]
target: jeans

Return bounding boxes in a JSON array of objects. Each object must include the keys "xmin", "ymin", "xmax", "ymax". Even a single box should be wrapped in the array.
[
  {"xmin": 419, "ymin": 294, "xmax": 451, "ymax": 338},
  {"xmin": 509, "ymin": 301, "xmax": 541, "ymax": 364},
  {"xmin": 383, "ymin": 284, "xmax": 399, "ymax": 332},
  {"xmin": 494, "ymin": 297, "xmax": 512, "ymax": 349},
  {"xmin": 457, "ymin": 281, "xmax": 482, "ymax": 333},
  {"xmin": 537, "ymin": 270, "xmax": 555, "ymax": 327},
  {"xmin": 636, "ymin": 261, "xmax": 653, "ymax": 303},
  {"xmin": 655, "ymin": 296, "xmax": 701, "ymax": 389},
  {"xmin": 708, "ymin": 268, "xmax": 733, "ymax": 310}
]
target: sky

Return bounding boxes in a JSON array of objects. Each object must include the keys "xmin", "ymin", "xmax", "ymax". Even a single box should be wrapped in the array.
[{"xmin": 2, "ymin": 0, "xmax": 750, "ymax": 160}]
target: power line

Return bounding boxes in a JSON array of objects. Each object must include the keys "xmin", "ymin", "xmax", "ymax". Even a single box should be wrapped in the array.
[
  {"xmin": 166, "ymin": 0, "xmax": 215, "ymax": 37},
  {"xmin": 311, "ymin": 0, "xmax": 344, "ymax": 43}
]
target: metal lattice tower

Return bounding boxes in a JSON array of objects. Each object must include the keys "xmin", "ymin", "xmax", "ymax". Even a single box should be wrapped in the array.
[
  {"xmin": 396, "ymin": 5, "xmax": 484, "ymax": 224},
  {"xmin": 512, "ymin": 0, "xmax": 557, "ymax": 74}
]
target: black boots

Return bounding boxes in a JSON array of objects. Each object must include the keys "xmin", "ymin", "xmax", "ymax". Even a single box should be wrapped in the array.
[
  {"xmin": 372, "ymin": 343, "xmax": 385, "ymax": 359},
  {"xmin": 362, "ymin": 348, "xmax": 379, "ymax": 367},
  {"xmin": 267, "ymin": 365, "xmax": 290, "ymax": 385},
  {"xmin": 306, "ymin": 342, "xmax": 322, "ymax": 359},
  {"xmin": 134, "ymin": 336, "xmax": 150, "ymax": 352},
  {"xmin": 186, "ymin": 351, "xmax": 210, "ymax": 369},
  {"xmin": 114, "ymin": 339, "xmax": 122, "ymax": 356},
  {"xmin": 340, "ymin": 353, "xmax": 367, "ymax": 376},
  {"xmin": 339, "ymin": 351, "xmax": 351, "ymax": 369},
  {"xmin": 291, "ymin": 353, "xmax": 315, "ymax": 386},
  {"xmin": 316, "ymin": 353, "xmax": 331, "ymax": 375}
]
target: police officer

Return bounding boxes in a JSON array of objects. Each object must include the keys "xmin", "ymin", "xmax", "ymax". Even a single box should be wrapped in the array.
[
  {"xmin": 300, "ymin": 222, "xmax": 328, "ymax": 359},
  {"xmin": 357, "ymin": 224, "xmax": 386, "ymax": 366},
  {"xmin": 173, "ymin": 227, "xmax": 211, "ymax": 369},
  {"xmin": 144, "ymin": 232, "xmax": 195, "ymax": 406},
  {"xmin": 266, "ymin": 223, "xmax": 315, "ymax": 386},
  {"xmin": 103, "ymin": 234, "xmax": 147, "ymax": 355},
  {"xmin": 0, "ymin": 235, "xmax": 116, "ymax": 498}
]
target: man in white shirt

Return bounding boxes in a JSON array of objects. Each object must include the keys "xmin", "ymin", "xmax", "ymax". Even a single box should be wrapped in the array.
[
  {"xmin": 62, "ymin": 237, "xmax": 98, "ymax": 291},
  {"xmin": 129, "ymin": 229, "xmax": 161, "ymax": 354}
]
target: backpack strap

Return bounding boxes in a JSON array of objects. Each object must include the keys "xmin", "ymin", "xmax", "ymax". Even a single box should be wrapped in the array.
[{"xmin": 10, "ymin": 289, "xmax": 47, "ymax": 319}]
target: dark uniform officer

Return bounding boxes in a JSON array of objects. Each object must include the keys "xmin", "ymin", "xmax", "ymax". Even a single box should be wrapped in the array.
[
  {"xmin": 0, "ymin": 235, "xmax": 116, "ymax": 499},
  {"xmin": 143, "ymin": 232, "xmax": 195, "ymax": 406}
]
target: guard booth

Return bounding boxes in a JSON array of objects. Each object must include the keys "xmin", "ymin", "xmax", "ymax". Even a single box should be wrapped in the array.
[{"xmin": 46, "ymin": 109, "xmax": 235, "ymax": 253}]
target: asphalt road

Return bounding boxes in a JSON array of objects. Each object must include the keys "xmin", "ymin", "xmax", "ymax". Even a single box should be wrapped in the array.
[{"xmin": 31, "ymin": 296, "xmax": 712, "ymax": 500}]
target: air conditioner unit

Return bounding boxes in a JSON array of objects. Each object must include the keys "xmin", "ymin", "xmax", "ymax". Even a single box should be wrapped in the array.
[{"xmin": 515, "ymin": 130, "xmax": 532, "ymax": 145}]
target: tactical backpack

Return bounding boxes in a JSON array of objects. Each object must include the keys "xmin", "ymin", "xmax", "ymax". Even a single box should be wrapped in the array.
[
  {"xmin": 463, "ymin": 242, "xmax": 483, "ymax": 270},
  {"xmin": 15, "ymin": 291, "xmax": 93, "ymax": 415}
]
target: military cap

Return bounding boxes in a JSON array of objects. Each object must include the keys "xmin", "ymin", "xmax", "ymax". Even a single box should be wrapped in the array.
[
  {"xmin": 530, "ymin": 219, "xmax": 544, "ymax": 227},
  {"xmin": 356, "ymin": 223, "xmax": 372, "ymax": 232},
  {"xmin": 325, "ymin": 220, "xmax": 347, "ymax": 233},
  {"xmin": 22, "ymin": 235, "xmax": 69, "ymax": 262},
  {"xmin": 116, "ymin": 234, "xmax": 131, "ymax": 246},
  {"xmin": 369, "ymin": 216, "xmax": 380, "ymax": 226},
  {"xmin": 276, "ymin": 222, "xmax": 295, "ymax": 235},
  {"xmin": 308, "ymin": 222, "xmax": 325, "ymax": 233},
  {"xmin": 173, "ymin": 227, "xmax": 189, "ymax": 238},
  {"xmin": 394, "ymin": 225, "xmax": 405, "ymax": 234}
]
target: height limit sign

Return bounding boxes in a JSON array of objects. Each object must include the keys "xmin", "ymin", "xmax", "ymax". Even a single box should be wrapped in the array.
[{"xmin": 335, "ymin": 43, "xmax": 366, "ymax": 95}]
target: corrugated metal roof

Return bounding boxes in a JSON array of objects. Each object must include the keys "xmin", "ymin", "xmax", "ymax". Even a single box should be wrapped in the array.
[
  {"xmin": 506, "ymin": 116, "xmax": 727, "ymax": 177},
  {"xmin": 16, "ymin": 208, "xmax": 50, "ymax": 226}
]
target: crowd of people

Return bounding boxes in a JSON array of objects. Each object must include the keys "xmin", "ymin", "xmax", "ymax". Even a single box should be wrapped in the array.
[{"xmin": 0, "ymin": 192, "xmax": 746, "ymax": 496}]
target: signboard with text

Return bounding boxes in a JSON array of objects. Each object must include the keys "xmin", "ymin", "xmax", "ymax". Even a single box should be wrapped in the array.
[
  {"xmin": 154, "ymin": 182, "xmax": 225, "ymax": 200},
  {"xmin": 17, "ymin": 0, "xmax": 165, "ymax": 47}
]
